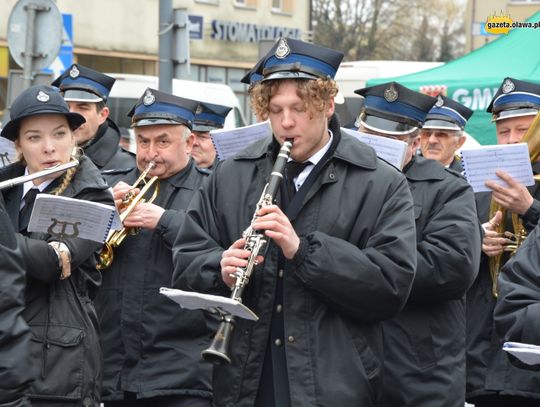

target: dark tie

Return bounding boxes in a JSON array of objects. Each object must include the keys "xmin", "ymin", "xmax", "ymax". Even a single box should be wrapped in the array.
[
  {"xmin": 285, "ymin": 160, "xmax": 309, "ymax": 200},
  {"xmin": 19, "ymin": 188, "xmax": 39, "ymax": 232}
]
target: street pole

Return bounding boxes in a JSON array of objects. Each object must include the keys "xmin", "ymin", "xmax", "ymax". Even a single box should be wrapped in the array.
[
  {"xmin": 22, "ymin": 3, "xmax": 38, "ymax": 89},
  {"xmin": 158, "ymin": 0, "xmax": 173, "ymax": 93}
]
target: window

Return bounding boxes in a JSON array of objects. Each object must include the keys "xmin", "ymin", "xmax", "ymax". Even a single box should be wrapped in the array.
[
  {"xmin": 234, "ymin": 0, "xmax": 257, "ymax": 8},
  {"xmin": 271, "ymin": 0, "xmax": 293, "ymax": 14},
  {"xmin": 272, "ymin": 0, "xmax": 282, "ymax": 10}
]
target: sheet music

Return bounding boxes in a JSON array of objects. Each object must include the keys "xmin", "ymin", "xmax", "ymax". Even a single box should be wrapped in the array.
[
  {"xmin": 28, "ymin": 194, "xmax": 121, "ymax": 243},
  {"xmin": 211, "ymin": 121, "xmax": 272, "ymax": 161},
  {"xmin": 0, "ymin": 138, "xmax": 18, "ymax": 168},
  {"xmin": 503, "ymin": 342, "xmax": 540, "ymax": 365},
  {"xmin": 159, "ymin": 287, "xmax": 259, "ymax": 321},
  {"xmin": 460, "ymin": 143, "xmax": 534, "ymax": 193},
  {"xmin": 341, "ymin": 128, "xmax": 408, "ymax": 169}
]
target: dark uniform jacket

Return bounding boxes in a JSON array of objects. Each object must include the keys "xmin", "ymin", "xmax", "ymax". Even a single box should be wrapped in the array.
[
  {"xmin": 95, "ymin": 158, "xmax": 210, "ymax": 401},
  {"xmin": 84, "ymin": 120, "xmax": 134, "ymax": 174},
  {"xmin": 494, "ymin": 222, "xmax": 540, "ymax": 363},
  {"xmin": 380, "ymin": 156, "xmax": 481, "ymax": 407},
  {"xmin": 172, "ymin": 118, "xmax": 418, "ymax": 407},
  {"xmin": 0, "ymin": 198, "xmax": 33, "ymax": 407},
  {"xmin": 466, "ymin": 161, "xmax": 540, "ymax": 400},
  {"xmin": 0, "ymin": 157, "xmax": 113, "ymax": 406}
]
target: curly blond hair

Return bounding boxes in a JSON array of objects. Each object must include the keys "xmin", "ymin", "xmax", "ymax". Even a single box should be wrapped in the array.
[{"xmin": 250, "ymin": 78, "xmax": 339, "ymax": 120}]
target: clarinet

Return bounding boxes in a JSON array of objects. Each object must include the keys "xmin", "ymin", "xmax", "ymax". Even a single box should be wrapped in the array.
[{"xmin": 202, "ymin": 139, "xmax": 293, "ymax": 365}]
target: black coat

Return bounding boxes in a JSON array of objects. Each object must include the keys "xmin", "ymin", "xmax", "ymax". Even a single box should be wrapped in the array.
[
  {"xmin": 494, "ymin": 222, "xmax": 540, "ymax": 364},
  {"xmin": 0, "ymin": 199, "xmax": 33, "ymax": 407},
  {"xmin": 380, "ymin": 156, "xmax": 481, "ymax": 407},
  {"xmin": 172, "ymin": 120, "xmax": 418, "ymax": 407},
  {"xmin": 95, "ymin": 159, "xmax": 210, "ymax": 401},
  {"xmin": 466, "ymin": 162, "xmax": 540, "ymax": 400},
  {"xmin": 0, "ymin": 156, "xmax": 114, "ymax": 406},
  {"xmin": 84, "ymin": 120, "xmax": 135, "ymax": 174}
]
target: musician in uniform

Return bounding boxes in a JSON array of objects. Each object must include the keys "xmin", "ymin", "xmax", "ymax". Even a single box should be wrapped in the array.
[
  {"xmin": 466, "ymin": 77, "xmax": 540, "ymax": 407},
  {"xmin": 0, "ymin": 85, "xmax": 115, "ymax": 406},
  {"xmin": 172, "ymin": 38, "xmax": 417, "ymax": 407},
  {"xmin": 0, "ymin": 197, "xmax": 33, "ymax": 407},
  {"xmin": 94, "ymin": 88, "xmax": 211, "ymax": 406},
  {"xmin": 419, "ymin": 94, "xmax": 473, "ymax": 172},
  {"xmin": 191, "ymin": 101, "xmax": 232, "ymax": 170},
  {"xmin": 52, "ymin": 64, "xmax": 135, "ymax": 174},
  {"xmin": 494, "ymin": 221, "xmax": 540, "ymax": 364},
  {"xmin": 354, "ymin": 82, "xmax": 481, "ymax": 406}
]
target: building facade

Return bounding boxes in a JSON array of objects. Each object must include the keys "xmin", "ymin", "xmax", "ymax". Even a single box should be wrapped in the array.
[
  {"xmin": 465, "ymin": 0, "xmax": 540, "ymax": 52},
  {"xmin": 0, "ymin": 0, "xmax": 311, "ymax": 119}
]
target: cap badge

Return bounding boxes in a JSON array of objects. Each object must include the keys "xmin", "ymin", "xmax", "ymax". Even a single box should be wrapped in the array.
[
  {"xmin": 195, "ymin": 104, "xmax": 203, "ymax": 115},
  {"xmin": 435, "ymin": 95, "xmax": 444, "ymax": 107},
  {"xmin": 69, "ymin": 65, "xmax": 80, "ymax": 79},
  {"xmin": 502, "ymin": 79, "xmax": 515, "ymax": 94},
  {"xmin": 143, "ymin": 89, "xmax": 155, "ymax": 106},
  {"xmin": 275, "ymin": 38, "xmax": 290, "ymax": 59},
  {"xmin": 384, "ymin": 85, "xmax": 398, "ymax": 103},
  {"xmin": 36, "ymin": 90, "xmax": 50, "ymax": 103}
]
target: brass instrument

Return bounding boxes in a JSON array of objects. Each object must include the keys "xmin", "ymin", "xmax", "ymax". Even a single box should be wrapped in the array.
[
  {"xmin": 202, "ymin": 140, "xmax": 293, "ymax": 365},
  {"xmin": 0, "ymin": 160, "xmax": 79, "ymax": 190},
  {"xmin": 97, "ymin": 161, "xmax": 160, "ymax": 270},
  {"xmin": 488, "ymin": 112, "xmax": 540, "ymax": 297}
]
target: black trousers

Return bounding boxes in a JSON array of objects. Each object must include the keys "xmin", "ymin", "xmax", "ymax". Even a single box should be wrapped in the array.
[{"xmin": 104, "ymin": 394, "xmax": 211, "ymax": 407}]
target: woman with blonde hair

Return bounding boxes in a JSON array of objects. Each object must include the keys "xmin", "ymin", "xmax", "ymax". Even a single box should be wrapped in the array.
[{"xmin": 0, "ymin": 85, "xmax": 114, "ymax": 407}]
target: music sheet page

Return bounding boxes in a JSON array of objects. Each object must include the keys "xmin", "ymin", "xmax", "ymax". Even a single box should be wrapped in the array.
[
  {"xmin": 460, "ymin": 143, "xmax": 534, "ymax": 193},
  {"xmin": 341, "ymin": 128, "xmax": 408, "ymax": 169},
  {"xmin": 28, "ymin": 194, "xmax": 120, "ymax": 243},
  {"xmin": 211, "ymin": 121, "xmax": 272, "ymax": 161}
]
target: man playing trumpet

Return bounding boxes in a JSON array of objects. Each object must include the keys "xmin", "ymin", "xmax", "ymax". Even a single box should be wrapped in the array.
[
  {"xmin": 94, "ymin": 89, "xmax": 212, "ymax": 407},
  {"xmin": 467, "ymin": 78, "xmax": 540, "ymax": 407}
]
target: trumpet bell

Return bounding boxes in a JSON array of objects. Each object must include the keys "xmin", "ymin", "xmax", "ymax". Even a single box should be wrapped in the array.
[{"xmin": 96, "ymin": 242, "xmax": 113, "ymax": 270}]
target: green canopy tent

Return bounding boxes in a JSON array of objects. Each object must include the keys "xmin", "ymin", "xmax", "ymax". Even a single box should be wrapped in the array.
[{"xmin": 367, "ymin": 11, "xmax": 540, "ymax": 145}]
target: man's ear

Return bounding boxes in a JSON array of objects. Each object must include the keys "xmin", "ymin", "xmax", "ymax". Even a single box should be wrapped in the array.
[
  {"xmin": 326, "ymin": 97, "xmax": 335, "ymax": 119},
  {"xmin": 98, "ymin": 106, "xmax": 110, "ymax": 125},
  {"xmin": 457, "ymin": 134, "xmax": 467, "ymax": 149}
]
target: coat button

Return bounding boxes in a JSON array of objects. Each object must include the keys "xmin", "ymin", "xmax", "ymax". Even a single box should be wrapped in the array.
[
  {"xmin": 274, "ymin": 338, "xmax": 282, "ymax": 346},
  {"xmin": 329, "ymin": 173, "xmax": 335, "ymax": 180},
  {"xmin": 278, "ymin": 269, "xmax": 284, "ymax": 278},
  {"xmin": 82, "ymin": 397, "xmax": 93, "ymax": 407},
  {"xmin": 276, "ymin": 304, "xmax": 282, "ymax": 313},
  {"xmin": 288, "ymin": 335, "xmax": 295, "ymax": 343}
]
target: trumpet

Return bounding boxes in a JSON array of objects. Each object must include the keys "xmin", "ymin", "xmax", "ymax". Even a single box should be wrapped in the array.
[
  {"xmin": 0, "ymin": 160, "xmax": 79, "ymax": 190},
  {"xmin": 202, "ymin": 139, "xmax": 293, "ymax": 365},
  {"xmin": 97, "ymin": 161, "xmax": 160, "ymax": 270},
  {"xmin": 488, "ymin": 111, "xmax": 540, "ymax": 297}
]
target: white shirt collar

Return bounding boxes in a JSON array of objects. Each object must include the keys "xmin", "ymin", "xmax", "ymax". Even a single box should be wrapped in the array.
[
  {"xmin": 22, "ymin": 168, "xmax": 54, "ymax": 198},
  {"xmin": 290, "ymin": 130, "xmax": 333, "ymax": 190}
]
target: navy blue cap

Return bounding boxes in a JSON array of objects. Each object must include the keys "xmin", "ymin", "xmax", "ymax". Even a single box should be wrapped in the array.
[
  {"xmin": 354, "ymin": 82, "xmax": 436, "ymax": 135},
  {"xmin": 51, "ymin": 64, "xmax": 116, "ymax": 103},
  {"xmin": 241, "ymin": 53, "xmax": 266, "ymax": 85},
  {"xmin": 128, "ymin": 88, "xmax": 199, "ymax": 129},
  {"xmin": 487, "ymin": 77, "xmax": 540, "ymax": 121},
  {"xmin": 193, "ymin": 102, "xmax": 233, "ymax": 132},
  {"xmin": 423, "ymin": 94, "xmax": 473, "ymax": 131},
  {"xmin": 0, "ymin": 85, "xmax": 85, "ymax": 141},
  {"xmin": 250, "ymin": 38, "xmax": 344, "ymax": 82}
]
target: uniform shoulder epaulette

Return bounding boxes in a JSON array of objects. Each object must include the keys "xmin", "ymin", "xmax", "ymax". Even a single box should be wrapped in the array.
[
  {"xmin": 119, "ymin": 146, "xmax": 136, "ymax": 156},
  {"xmin": 443, "ymin": 166, "xmax": 466, "ymax": 179},
  {"xmin": 196, "ymin": 166, "xmax": 211, "ymax": 176},
  {"xmin": 101, "ymin": 167, "xmax": 135, "ymax": 175}
]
